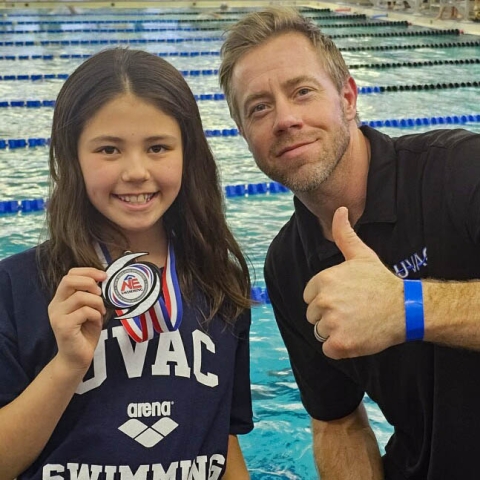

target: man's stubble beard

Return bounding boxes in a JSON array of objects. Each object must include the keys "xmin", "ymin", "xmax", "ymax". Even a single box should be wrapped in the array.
[{"xmin": 260, "ymin": 119, "xmax": 351, "ymax": 193}]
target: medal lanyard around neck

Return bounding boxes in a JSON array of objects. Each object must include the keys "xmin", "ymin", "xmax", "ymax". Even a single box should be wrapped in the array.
[{"xmin": 95, "ymin": 242, "xmax": 183, "ymax": 343}]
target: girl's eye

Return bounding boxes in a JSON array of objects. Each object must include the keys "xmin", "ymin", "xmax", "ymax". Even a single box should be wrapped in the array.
[
  {"xmin": 99, "ymin": 146, "xmax": 118, "ymax": 155},
  {"xmin": 150, "ymin": 145, "xmax": 166, "ymax": 153}
]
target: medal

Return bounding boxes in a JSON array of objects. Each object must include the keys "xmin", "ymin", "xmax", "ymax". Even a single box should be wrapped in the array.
[
  {"xmin": 96, "ymin": 243, "xmax": 183, "ymax": 343},
  {"xmin": 102, "ymin": 252, "xmax": 161, "ymax": 319}
]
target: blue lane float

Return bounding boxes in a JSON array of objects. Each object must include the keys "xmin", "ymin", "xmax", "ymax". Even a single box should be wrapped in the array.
[
  {"xmin": 224, "ymin": 182, "xmax": 290, "ymax": 198},
  {"xmin": 250, "ymin": 286, "xmax": 271, "ymax": 304},
  {"xmin": 0, "ymin": 198, "xmax": 45, "ymax": 214}
]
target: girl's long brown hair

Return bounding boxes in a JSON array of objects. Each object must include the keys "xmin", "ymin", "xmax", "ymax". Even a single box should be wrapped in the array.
[{"xmin": 39, "ymin": 48, "xmax": 251, "ymax": 322}]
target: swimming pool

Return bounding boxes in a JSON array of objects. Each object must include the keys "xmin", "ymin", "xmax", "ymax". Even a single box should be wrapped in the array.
[{"xmin": 0, "ymin": 6, "xmax": 479, "ymax": 478}]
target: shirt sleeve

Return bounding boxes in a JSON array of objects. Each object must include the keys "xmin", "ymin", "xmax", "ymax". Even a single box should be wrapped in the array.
[
  {"xmin": 444, "ymin": 133, "xmax": 480, "ymax": 244},
  {"xmin": 229, "ymin": 309, "xmax": 254, "ymax": 435},
  {"xmin": 0, "ymin": 264, "xmax": 31, "ymax": 407},
  {"xmin": 265, "ymin": 252, "xmax": 364, "ymax": 422}
]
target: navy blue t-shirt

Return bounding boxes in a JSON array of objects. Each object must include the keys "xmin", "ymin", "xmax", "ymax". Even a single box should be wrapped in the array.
[{"xmin": 0, "ymin": 246, "xmax": 253, "ymax": 480}]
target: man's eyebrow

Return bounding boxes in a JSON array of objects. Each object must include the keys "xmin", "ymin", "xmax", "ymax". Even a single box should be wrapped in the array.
[{"xmin": 283, "ymin": 75, "xmax": 322, "ymax": 89}]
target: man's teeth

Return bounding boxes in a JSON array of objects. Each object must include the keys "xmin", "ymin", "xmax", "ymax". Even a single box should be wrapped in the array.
[{"xmin": 117, "ymin": 193, "xmax": 154, "ymax": 204}]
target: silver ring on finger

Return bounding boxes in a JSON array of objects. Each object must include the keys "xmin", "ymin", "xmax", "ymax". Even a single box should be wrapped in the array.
[{"xmin": 314, "ymin": 320, "xmax": 329, "ymax": 343}]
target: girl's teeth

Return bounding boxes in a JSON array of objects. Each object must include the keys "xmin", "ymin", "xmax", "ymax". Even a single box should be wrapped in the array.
[{"xmin": 118, "ymin": 194, "xmax": 152, "ymax": 204}]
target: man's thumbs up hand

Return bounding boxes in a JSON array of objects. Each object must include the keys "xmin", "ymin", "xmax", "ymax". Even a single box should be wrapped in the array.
[
  {"xmin": 332, "ymin": 207, "xmax": 377, "ymax": 261},
  {"xmin": 304, "ymin": 207, "xmax": 405, "ymax": 359}
]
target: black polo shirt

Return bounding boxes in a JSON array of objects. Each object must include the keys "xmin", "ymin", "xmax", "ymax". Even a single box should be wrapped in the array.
[{"xmin": 265, "ymin": 126, "xmax": 480, "ymax": 480}]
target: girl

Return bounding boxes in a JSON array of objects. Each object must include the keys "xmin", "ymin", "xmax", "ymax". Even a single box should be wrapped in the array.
[{"xmin": 0, "ymin": 48, "xmax": 253, "ymax": 480}]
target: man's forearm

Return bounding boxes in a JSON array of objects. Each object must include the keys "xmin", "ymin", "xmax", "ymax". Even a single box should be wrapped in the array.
[
  {"xmin": 424, "ymin": 279, "xmax": 480, "ymax": 350},
  {"xmin": 312, "ymin": 403, "xmax": 384, "ymax": 480}
]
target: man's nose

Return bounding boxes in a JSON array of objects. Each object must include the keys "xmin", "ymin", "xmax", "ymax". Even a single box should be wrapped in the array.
[{"xmin": 272, "ymin": 99, "xmax": 303, "ymax": 134}]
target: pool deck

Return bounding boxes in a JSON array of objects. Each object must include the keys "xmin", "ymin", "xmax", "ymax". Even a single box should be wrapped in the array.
[
  {"xmin": 308, "ymin": 0, "xmax": 480, "ymax": 36},
  {"xmin": 0, "ymin": 0, "xmax": 478, "ymax": 36}
]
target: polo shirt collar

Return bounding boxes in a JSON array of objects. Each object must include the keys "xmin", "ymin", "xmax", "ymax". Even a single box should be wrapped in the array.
[
  {"xmin": 294, "ymin": 125, "xmax": 397, "ymax": 264},
  {"xmin": 357, "ymin": 125, "xmax": 397, "ymax": 225}
]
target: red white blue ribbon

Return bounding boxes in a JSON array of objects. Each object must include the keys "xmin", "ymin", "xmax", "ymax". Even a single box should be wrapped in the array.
[{"xmin": 96, "ymin": 243, "xmax": 183, "ymax": 343}]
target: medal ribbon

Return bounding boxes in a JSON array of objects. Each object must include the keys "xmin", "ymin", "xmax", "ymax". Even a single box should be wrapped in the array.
[{"xmin": 95, "ymin": 242, "xmax": 183, "ymax": 343}]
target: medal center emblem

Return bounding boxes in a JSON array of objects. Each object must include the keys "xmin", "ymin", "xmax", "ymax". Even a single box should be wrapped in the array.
[{"xmin": 107, "ymin": 264, "xmax": 156, "ymax": 309}]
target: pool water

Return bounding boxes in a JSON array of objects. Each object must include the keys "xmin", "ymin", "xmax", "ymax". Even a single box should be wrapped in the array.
[{"xmin": 0, "ymin": 7, "xmax": 479, "ymax": 479}]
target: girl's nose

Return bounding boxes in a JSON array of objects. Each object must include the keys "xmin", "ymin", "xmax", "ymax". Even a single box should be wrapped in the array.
[{"xmin": 121, "ymin": 154, "xmax": 151, "ymax": 182}]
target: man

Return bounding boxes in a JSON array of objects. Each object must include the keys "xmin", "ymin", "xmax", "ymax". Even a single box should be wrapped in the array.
[{"xmin": 219, "ymin": 7, "xmax": 480, "ymax": 480}]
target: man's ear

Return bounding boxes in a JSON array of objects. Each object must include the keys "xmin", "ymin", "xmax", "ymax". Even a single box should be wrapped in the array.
[
  {"xmin": 342, "ymin": 76, "xmax": 358, "ymax": 121},
  {"xmin": 236, "ymin": 122, "xmax": 244, "ymax": 138}
]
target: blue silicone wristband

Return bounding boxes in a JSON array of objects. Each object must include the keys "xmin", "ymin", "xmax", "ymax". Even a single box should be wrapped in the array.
[{"xmin": 403, "ymin": 280, "xmax": 424, "ymax": 342}]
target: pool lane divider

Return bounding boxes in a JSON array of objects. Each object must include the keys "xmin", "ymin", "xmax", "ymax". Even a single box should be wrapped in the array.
[
  {"xmin": 1, "ymin": 7, "xmax": 331, "ymax": 19},
  {"xmin": 0, "ymin": 16, "xmax": 379, "ymax": 30},
  {"xmin": 2, "ymin": 71, "xmax": 480, "ymax": 92},
  {"xmin": 0, "ymin": 21, "xmax": 414, "ymax": 34},
  {"xmin": 0, "ymin": 181, "xmax": 291, "ymax": 215},
  {"xmin": 0, "ymin": 13, "xmax": 367, "ymax": 25},
  {"xmin": 1, "ymin": 35, "xmax": 473, "ymax": 49},
  {"xmin": 3, "ymin": 7, "xmax": 328, "ymax": 16},
  {"xmin": 340, "ymin": 40, "xmax": 480, "ymax": 51},
  {"xmin": 1, "ymin": 113, "xmax": 480, "ymax": 150},
  {"xmin": 1, "ymin": 56, "xmax": 479, "ymax": 74},
  {"xmin": 1, "ymin": 80, "xmax": 479, "ymax": 107},
  {"xmin": 0, "ymin": 24, "xmax": 461, "ymax": 37}
]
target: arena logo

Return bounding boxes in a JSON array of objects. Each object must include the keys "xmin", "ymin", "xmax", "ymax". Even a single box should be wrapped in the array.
[
  {"xmin": 127, "ymin": 401, "xmax": 173, "ymax": 419},
  {"xmin": 393, "ymin": 247, "xmax": 428, "ymax": 279},
  {"xmin": 119, "ymin": 401, "xmax": 178, "ymax": 448}
]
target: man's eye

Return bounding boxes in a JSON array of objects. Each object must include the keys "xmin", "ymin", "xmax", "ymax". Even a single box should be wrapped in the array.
[
  {"xmin": 298, "ymin": 88, "xmax": 312, "ymax": 96},
  {"xmin": 249, "ymin": 104, "xmax": 267, "ymax": 116}
]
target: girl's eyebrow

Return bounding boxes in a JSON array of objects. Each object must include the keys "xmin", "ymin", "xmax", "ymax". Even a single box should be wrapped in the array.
[
  {"xmin": 86, "ymin": 134, "xmax": 178, "ymax": 144},
  {"xmin": 87, "ymin": 135, "xmax": 123, "ymax": 144}
]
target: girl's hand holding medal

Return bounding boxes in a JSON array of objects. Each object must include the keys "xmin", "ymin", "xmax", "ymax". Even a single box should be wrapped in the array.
[{"xmin": 48, "ymin": 267, "xmax": 107, "ymax": 373}]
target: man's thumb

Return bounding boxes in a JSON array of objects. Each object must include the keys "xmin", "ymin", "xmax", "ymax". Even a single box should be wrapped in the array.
[{"xmin": 332, "ymin": 207, "xmax": 375, "ymax": 261}]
